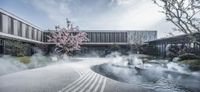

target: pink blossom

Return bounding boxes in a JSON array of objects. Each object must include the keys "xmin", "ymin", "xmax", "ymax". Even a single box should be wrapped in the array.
[{"xmin": 47, "ymin": 22, "xmax": 89, "ymax": 54}]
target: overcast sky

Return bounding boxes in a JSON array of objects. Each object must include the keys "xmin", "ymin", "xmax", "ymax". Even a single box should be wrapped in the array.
[{"xmin": 0, "ymin": 0, "xmax": 182, "ymax": 38}]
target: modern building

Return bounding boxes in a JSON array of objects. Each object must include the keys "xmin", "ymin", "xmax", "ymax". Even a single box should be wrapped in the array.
[
  {"xmin": 0, "ymin": 9, "xmax": 43, "ymax": 42},
  {"xmin": 0, "ymin": 8, "xmax": 157, "ymax": 56},
  {"xmin": 44, "ymin": 30, "xmax": 157, "ymax": 55},
  {"xmin": 81, "ymin": 30, "xmax": 157, "ymax": 55},
  {"xmin": 0, "ymin": 8, "xmax": 44, "ymax": 56},
  {"xmin": 147, "ymin": 33, "xmax": 200, "ymax": 57},
  {"xmin": 44, "ymin": 30, "xmax": 157, "ymax": 44}
]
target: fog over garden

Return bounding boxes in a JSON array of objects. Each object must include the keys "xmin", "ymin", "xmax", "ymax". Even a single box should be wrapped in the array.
[{"xmin": 0, "ymin": 0, "xmax": 200, "ymax": 92}]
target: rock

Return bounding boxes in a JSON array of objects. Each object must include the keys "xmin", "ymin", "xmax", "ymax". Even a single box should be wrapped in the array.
[{"xmin": 172, "ymin": 57, "xmax": 180, "ymax": 62}]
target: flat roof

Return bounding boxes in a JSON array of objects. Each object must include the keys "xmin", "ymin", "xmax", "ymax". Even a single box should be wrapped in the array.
[
  {"xmin": 0, "ymin": 32, "xmax": 44, "ymax": 44},
  {"xmin": 46, "ymin": 30, "xmax": 157, "ymax": 32},
  {"xmin": 0, "ymin": 8, "xmax": 43, "ymax": 31},
  {"xmin": 147, "ymin": 32, "xmax": 200, "ymax": 43}
]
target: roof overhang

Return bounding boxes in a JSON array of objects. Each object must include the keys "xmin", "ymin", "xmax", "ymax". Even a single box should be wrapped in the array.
[{"xmin": 0, "ymin": 32, "xmax": 44, "ymax": 44}]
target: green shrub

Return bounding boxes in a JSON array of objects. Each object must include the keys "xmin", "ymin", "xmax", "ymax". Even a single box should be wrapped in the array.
[
  {"xmin": 17, "ymin": 56, "xmax": 31, "ymax": 64},
  {"xmin": 181, "ymin": 59, "xmax": 200, "ymax": 71},
  {"xmin": 16, "ymin": 53, "xmax": 25, "ymax": 57},
  {"xmin": 111, "ymin": 44, "xmax": 120, "ymax": 51},
  {"xmin": 178, "ymin": 53, "xmax": 200, "ymax": 61}
]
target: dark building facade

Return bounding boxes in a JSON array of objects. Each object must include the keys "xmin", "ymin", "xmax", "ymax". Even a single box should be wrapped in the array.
[
  {"xmin": 147, "ymin": 33, "xmax": 200, "ymax": 57},
  {"xmin": 44, "ymin": 30, "xmax": 157, "ymax": 55},
  {"xmin": 81, "ymin": 31, "xmax": 156, "ymax": 55},
  {"xmin": 0, "ymin": 9, "xmax": 44, "ymax": 56},
  {"xmin": 44, "ymin": 30, "xmax": 157, "ymax": 44},
  {"xmin": 0, "ymin": 8, "xmax": 157, "ymax": 56}
]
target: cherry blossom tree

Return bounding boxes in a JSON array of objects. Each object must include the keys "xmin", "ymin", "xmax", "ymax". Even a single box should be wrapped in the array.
[{"xmin": 47, "ymin": 19, "xmax": 89, "ymax": 55}]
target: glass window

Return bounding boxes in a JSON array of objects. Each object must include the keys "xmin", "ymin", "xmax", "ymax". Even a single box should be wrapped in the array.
[
  {"xmin": 0, "ymin": 13, "xmax": 2, "ymax": 32},
  {"xmin": 87, "ymin": 32, "xmax": 91, "ymax": 42},
  {"xmin": 45, "ymin": 32, "xmax": 48, "ymax": 42},
  {"xmin": 25, "ymin": 25, "xmax": 29, "ymax": 38},
  {"xmin": 36, "ymin": 30, "xmax": 39, "ymax": 41},
  {"xmin": 101, "ymin": 33, "xmax": 103, "ymax": 42},
  {"xmin": 109, "ymin": 33, "xmax": 112, "ymax": 42},
  {"xmin": 99, "ymin": 32, "xmax": 102, "ymax": 42},
  {"xmin": 11, "ymin": 18, "xmax": 14, "ymax": 34},
  {"xmin": 106, "ymin": 33, "xmax": 109, "ymax": 42},
  {"xmin": 17, "ymin": 21, "xmax": 22, "ymax": 36},
  {"xmin": 112, "ymin": 33, "xmax": 115, "ymax": 42},
  {"xmin": 92, "ymin": 32, "xmax": 96, "ymax": 42},
  {"xmin": 41, "ymin": 32, "xmax": 43, "ymax": 42},
  {"xmin": 43, "ymin": 32, "xmax": 46, "ymax": 42},
  {"xmin": 125, "ymin": 32, "xmax": 127, "ymax": 42},
  {"xmin": 97, "ymin": 32, "xmax": 100, "ymax": 42},
  {"xmin": 32, "ymin": 27, "xmax": 34, "ymax": 39},
  {"xmin": 22, "ymin": 23, "xmax": 26, "ymax": 37},
  {"xmin": 116, "ymin": 33, "xmax": 119, "ymax": 42},
  {"xmin": 7, "ymin": 17, "xmax": 12, "ymax": 34},
  {"xmin": 120, "ymin": 32, "xmax": 123, "ymax": 42}
]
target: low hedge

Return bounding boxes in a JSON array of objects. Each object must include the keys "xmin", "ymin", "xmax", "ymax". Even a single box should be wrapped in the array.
[
  {"xmin": 17, "ymin": 56, "xmax": 31, "ymax": 64},
  {"xmin": 181, "ymin": 59, "xmax": 200, "ymax": 71},
  {"xmin": 178, "ymin": 53, "xmax": 200, "ymax": 61}
]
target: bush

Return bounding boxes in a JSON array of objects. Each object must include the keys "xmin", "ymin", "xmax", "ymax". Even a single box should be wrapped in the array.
[
  {"xmin": 17, "ymin": 56, "xmax": 31, "ymax": 64},
  {"xmin": 178, "ymin": 53, "xmax": 200, "ymax": 61},
  {"xmin": 111, "ymin": 44, "xmax": 120, "ymax": 51},
  {"xmin": 16, "ymin": 53, "xmax": 25, "ymax": 57},
  {"xmin": 181, "ymin": 59, "xmax": 200, "ymax": 71}
]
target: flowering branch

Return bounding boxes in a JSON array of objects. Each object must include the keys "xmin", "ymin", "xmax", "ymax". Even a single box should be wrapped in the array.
[{"xmin": 47, "ymin": 19, "xmax": 89, "ymax": 54}]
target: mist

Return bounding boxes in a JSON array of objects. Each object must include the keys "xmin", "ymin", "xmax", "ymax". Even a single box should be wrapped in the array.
[
  {"xmin": 0, "ymin": 51, "xmax": 102, "ymax": 76},
  {"xmin": 91, "ymin": 52, "xmax": 200, "ymax": 92},
  {"xmin": 0, "ymin": 50, "xmax": 200, "ymax": 92},
  {"xmin": 0, "ymin": 55, "xmax": 27, "ymax": 76},
  {"xmin": 0, "ymin": 53, "xmax": 67, "ymax": 76}
]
